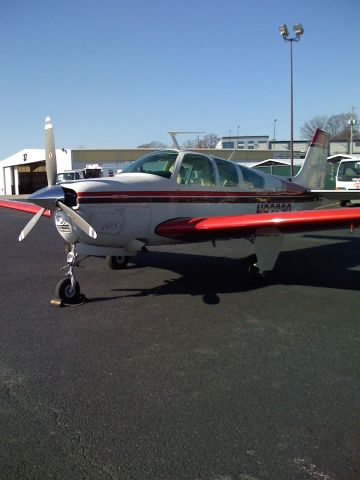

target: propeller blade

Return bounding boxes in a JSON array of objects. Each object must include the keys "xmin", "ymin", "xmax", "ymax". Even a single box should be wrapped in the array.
[
  {"xmin": 44, "ymin": 116, "xmax": 57, "ymax": 186},
  {"xmin": 58, "ymin": 201, "xmax": 97, "ymax": 239},
  {"xmin": 19, "ymin": 207, "xmax": 46, "ymax": 241}
]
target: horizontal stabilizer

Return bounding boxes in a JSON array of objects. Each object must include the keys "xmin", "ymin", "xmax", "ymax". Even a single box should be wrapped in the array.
[{"xmin": 310, "ymin": 190, "xmax": 360, "ymax": 201}]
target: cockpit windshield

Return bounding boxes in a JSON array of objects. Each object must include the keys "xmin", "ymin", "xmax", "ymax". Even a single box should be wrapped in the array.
[{"xmin": 121, "ymin": 151, "xmax": 178, "ymax": 179}]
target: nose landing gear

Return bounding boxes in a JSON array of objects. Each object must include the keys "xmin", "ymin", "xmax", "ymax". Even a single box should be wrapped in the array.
[{"xmin": 53, "ymin": 244, "xmax": 86, "ymax": 306}]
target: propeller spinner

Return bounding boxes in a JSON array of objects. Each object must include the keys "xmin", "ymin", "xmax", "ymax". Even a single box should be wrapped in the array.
[{"xmin": 18, "ymin": 117, "xmax": 97, "ymax": 241}]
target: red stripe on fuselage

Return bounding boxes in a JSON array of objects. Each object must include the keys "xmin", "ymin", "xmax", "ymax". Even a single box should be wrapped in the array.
[{"xmin": 77, "ymin": 189, "xmax": 317, "ymax": 204}]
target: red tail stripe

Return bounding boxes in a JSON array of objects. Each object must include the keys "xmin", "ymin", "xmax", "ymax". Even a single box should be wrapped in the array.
[{"xmin": 310, "ymin": 129, "xmax": 328, "ymax": 148}]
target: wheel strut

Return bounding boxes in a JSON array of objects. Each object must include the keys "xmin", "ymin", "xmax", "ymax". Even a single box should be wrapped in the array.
[{"xmin": 53, "ymin": 244, "xmax": 86, "ymax": 306}]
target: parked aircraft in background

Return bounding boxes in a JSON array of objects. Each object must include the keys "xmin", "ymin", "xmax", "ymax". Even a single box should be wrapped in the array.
[{"xmin": 1, "ymin": 117, "xmax": 360, "ymax": 305}]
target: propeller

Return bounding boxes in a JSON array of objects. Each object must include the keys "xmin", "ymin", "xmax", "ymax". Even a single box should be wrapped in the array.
[
  {"xmin": 44, "ymin": 116, "xmax": 57, "ymax": 186},
  {"xmin": 19, "ymin": 116, "xmax": 97, "ymax": 241},
  {"xmin": 19, "ymin": 207, "xmax": 46, "ymax": 241}
]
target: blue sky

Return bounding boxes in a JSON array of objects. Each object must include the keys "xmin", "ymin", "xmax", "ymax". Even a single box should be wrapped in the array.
[{"xmin": 0, "ymin": 0, "xmax": 359, "ymax": 158}]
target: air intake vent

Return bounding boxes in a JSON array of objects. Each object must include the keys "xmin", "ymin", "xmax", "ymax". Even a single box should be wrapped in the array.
[
  {"xmin": 57, "ymin": 224, "xmax": 72, "ymax": 233},
  {"xmin": 63, "ymin": 187, "xmax": 77, "ymax": 207}
]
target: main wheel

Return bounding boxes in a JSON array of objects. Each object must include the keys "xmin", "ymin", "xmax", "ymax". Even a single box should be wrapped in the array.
[
  {"xmin": 241, "ymin": 254, "xmax": 270, "ymax": 287},
  {"xmin": 55, "ymin": 278, "xmax": 80, "ymax": 303},
  {"xmin": 106, "ymin": 256, "xmax": 129, "ymax": 270}
]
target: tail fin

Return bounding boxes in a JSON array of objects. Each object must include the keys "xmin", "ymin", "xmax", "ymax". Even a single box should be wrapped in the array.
[{"xmin": 292, "ymin": 129, "xmax": 330, "ymax": 189}]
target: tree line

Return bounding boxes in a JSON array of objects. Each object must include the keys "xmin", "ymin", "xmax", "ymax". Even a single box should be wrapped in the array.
[{"xmin": 137, "ymin": 134, "xmax": 220, "ymax": 149}]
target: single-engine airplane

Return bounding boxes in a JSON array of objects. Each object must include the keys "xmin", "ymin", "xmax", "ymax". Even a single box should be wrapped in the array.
[{"xmin": 2, "ymin": 117, "xmax": 360, "ymax": 304}]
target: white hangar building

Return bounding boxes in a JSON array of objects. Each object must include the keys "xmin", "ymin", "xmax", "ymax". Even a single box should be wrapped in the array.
[
  {"xmin": 0, "ymin": 148, "xmax": 72, "ymax": 195},
  {"xmin": 0, "ymin": 148, "xmax": 148, "ymax": 195}
]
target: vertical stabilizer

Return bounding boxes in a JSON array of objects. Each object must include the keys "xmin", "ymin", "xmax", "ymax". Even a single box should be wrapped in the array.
[{"xmin": 293, "ymin": 129, "xmax": 330, "ymax": 189}]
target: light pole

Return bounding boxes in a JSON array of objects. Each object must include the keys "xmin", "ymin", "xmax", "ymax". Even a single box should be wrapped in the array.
[
  {"xmin": 348, "ymin": 117, "xmax": 356, "ymax": 155},
  {"xmin": 279, "ymin": 23, "xmax": 304, "ymax": 178},
  {"xmin": 273, "ymin": 118, "xmax": 277, "ymax": 141}
]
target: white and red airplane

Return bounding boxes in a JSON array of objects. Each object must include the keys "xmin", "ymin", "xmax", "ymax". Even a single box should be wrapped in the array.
[{"xmin": 2, "ymin": 117, "xmax": 360, "ymax": 304}]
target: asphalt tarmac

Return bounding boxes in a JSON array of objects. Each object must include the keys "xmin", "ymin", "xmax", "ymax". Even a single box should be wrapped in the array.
[{"xmin": 1, "ymin": 207, "xmax": 360, "ymax": 480}]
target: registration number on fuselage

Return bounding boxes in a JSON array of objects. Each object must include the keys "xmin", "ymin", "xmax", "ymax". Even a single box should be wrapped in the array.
[{"xmin": 256, "ymin": 203, "xmax": 291, "ymax": 213}]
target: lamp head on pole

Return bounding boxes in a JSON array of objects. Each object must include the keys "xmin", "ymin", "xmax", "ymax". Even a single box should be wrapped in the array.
[
  {"xmin": 279, "ymin": 23, "xmax": 304, "ymax": 41},
  {"xmin": 279, "ymin": 24, "xmax": 289, "ymax": 38},
  {"xmin": 293, "ymin": 23, "xmax": 304, "ymax": 38}
]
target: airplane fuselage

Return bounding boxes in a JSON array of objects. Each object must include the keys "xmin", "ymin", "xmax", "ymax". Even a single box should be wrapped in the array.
[{"xmin": 54, "ymin": 150, "xmax": 320, "ymax": 254}]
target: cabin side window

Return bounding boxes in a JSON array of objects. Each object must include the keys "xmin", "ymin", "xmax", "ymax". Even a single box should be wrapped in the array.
[
  {"xmin": 214, "ymin": 157, "xmax": 239, "ymax": 187},
  {"xmin": 238, "ymin": 165, "xmax": 265, "ymax": 190},
  {"xmin": 177, "ymin": 154, "xmax": 215, "ymax": 187}
]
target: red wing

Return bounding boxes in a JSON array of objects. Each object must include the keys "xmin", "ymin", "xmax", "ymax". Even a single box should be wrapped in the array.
[
  {"xmin": 0, "ymin": 199, "xmax": 51, "ymax": 217},
  {"xmin": 156, "ymin": 208, "xmax": 360, "ymax": 241}
]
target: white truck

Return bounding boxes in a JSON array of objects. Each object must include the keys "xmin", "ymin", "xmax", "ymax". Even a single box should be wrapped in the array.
[
  {"xmin": 56, "ymin": 164, "xmax": 105, "ymax": 184},
  {"xmin": 336, "ymin": 158, "xmax": 360, "ymax": 206}
]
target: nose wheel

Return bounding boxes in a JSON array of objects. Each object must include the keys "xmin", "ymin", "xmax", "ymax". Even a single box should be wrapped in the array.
[
  {"xmin": 53, "ymin": 244, "xmax": 86, "ymax": 306},
  {"xmin": 55, "ymin": 278, "xmax": 81, "ymax": 302}
]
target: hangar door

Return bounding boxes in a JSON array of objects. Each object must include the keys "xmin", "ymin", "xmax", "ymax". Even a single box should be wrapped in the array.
[{"xmin": 18, "ymin": 162, "xmax": 47, "ymax": 194}]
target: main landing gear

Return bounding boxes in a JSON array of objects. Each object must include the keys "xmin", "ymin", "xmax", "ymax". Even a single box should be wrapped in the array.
[
  {"xmin": 106, "ymin": 255, "xmax": 129, "ymax": 270},
  {"xmin": 53, "ymin": 244, "xmax": 86, "ymax": 306},
  {"xmin": 241, "ymin": 254, "xmax": 271, "ymax": 287}
]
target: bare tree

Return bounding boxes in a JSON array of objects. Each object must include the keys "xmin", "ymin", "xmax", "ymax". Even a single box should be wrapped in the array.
[
  {"xmin": 197, "ymin": 134, "xmax": 220, "ymax": 148},
  {"xmin": 181, "ymin": 139, "xmax": 198, "ymax": 149},
  {"xmin": 137, "ymin": 141, "xmax": 168, "ymax": 148},
  {"xmin": 181, "ymin": 134, "xmax": 220, "ymax": 149},
  {"xmin": 300, "ymin": 112, "xmax": 359, "ymax": 140},
  {"xmin": 299, "ymin": 115, "xmax": 328, "ymax": 139},
  {"xmin": 327, "ymin": 113, "xmax": 359, "ymax": 140}
]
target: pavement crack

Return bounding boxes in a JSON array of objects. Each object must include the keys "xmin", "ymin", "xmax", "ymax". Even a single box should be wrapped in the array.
[
  {"xmin": 77, "ymin": 431, "xmax": 118, "ymax": 480},
  {"xmin": 293, "ymin": 457, "xmax": 337, "ymax": 480}
]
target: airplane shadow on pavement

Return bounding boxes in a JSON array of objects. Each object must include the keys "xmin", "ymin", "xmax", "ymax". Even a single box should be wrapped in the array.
[{"xmin": 107, "ymin": 234, "xmax": 360, "ymax": 305}]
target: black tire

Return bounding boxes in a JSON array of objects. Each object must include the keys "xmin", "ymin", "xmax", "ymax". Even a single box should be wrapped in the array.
[
  {"xmin": 245, "ymin": 254, "xmax": 261, "ymax": 278},
  {"xmin": 339, "ymin": 200, "xmax": 348, "ymax": 207},
  {"xmin": 55, "ymin": 278, "xmax": 80, "ymax": 303},
  {"xmin": 242, "ymin": 254, "xmax": 270, "ymax": 287},
  {"xmin": 106, "ymin": 256, "xmax": 129, "ymax": 270}
]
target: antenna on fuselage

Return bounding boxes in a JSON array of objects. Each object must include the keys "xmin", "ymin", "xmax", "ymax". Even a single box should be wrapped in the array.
[{"xmin": 167, "ymin": 131, "xmax": 206, "ymax": 150}]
